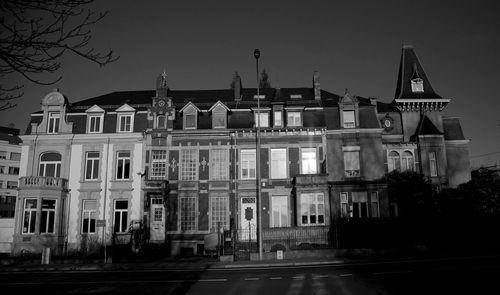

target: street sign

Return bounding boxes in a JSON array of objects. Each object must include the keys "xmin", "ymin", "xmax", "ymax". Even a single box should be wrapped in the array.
[
  {"xmin": 96, "ymin": 220, "xmax": 106, "ymax": 227},
  {"xmin": 245, "ymin": 207, "xmax": 253, "ymax": 221}
]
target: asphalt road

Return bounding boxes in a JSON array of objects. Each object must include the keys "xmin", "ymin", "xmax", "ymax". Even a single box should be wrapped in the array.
[{"xmin": 1, "ymin": 255, "xmax": 499, "ymax": 294}]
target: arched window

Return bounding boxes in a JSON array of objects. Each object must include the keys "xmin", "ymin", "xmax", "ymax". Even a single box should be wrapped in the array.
[
  {"xmin": 39, "ymin": 152, "xmax": 61, "ymax": 177},
  {"xmin": 388, "ymin": 151, "xmax": 401, "ymax": 172},
  {"xmin": 156, "ymin": 115, "xmax": 166, "ymax": 129},
  {"xmin": 402, "ymin": 151, "xmax": 414, "ymax": 171}
]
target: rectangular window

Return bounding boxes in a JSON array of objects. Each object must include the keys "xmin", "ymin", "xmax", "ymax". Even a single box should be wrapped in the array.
[
  {"xmin": 370, "ymin": 192, "xmax": 379, "ymax": 218},
  {"xmin": 180, "ymin": 196, "xmax": 196, "ymax": 231},
  {"xmin": 240, "ymin": 149, "xmax": 256, "ymax": 179},
  {"xmin": 10, "ymin": 152, "xmax": 21, "ymax": 161},
  {"xmin": 180, "ymin": 149, "xmax": 198, "ymax": 180},
  {"xmin": 23, "ymin": 199, "xmax": 37, "ymax": 234},
  {"xmin": 273, "ymin": 111, "xmax": 282, "ymax": 127},
  {"xmin": 287, "ymin": 111, "xmax": 302, "ymax": 127},
  {"xmin": 118, "ymin": 114, "xmax": 132, "ymax": 132},
  {"xmin": 0, "ymin": 151, "xmax": 6, "ymax": 159},
  {"xmin": 82, "ymin": 200, "xmax": 97, "ymax": 233},
  {"xmin": 116, "ymin": 151, "xmax": 131, "ymax": 180},
  {"xmin": 342, "ymin": 110, "xmax": 355, "ymax": 128},
  {"xmin": 340, "ymin": 192, "xmax": 350, "ymax": 218},
  {"xmin": 344, "ymin": 151, "xmax": 360, "ymax": 177},
  {"xmin": 301, "ymin": 148, "xmax": 317, "ymax": 174},
  {"xmin": 156, "ymin": 115, "xmax": 166, "ymax": 129},
  {"xmin": 7, "ymin": 181, "xmax": 17, "ymax": 189},
  {"xmin": 213, "ymin": 111, "xmax": 226, "ymax": 128},
  {"xmin": 41, "ymin": 199, "xmax": 56, "ymax": 233},
  {"xmin": 85, "ymin": 152, "xmax": 100, "ymax": 180},
  {"xmin": 210, "ymin": 193, "xmax": 229, "ymax": 231},
  {"xmin": 114, "ymin": 200, "xmax": 128, "ymax": 233},
  {"xmin": 47, "ymin": 112, "xmax": 60, "ymax": 134},
  {"xmin": 300, "ymin": 193, "xmax": 325, "ymax": 226},
  {"xmin": 352, "ymin": 192, "xmax": 368, "ymax": 218},
  {"xmin": 150, "ymin": 150, "xmax": 167, "ymax": 179},
  {"xmin": 210, "ymin": 149, "xmax": 228, "ymax": 180},
  {"xmin": 254, "ymin": 112, "xmax": 269, "ymax": 127},
  {"xmin": 429, "ymin": 152, "xmax": 438, "ymax": 176},
  {"xmin": 0, "ymin": 165, "xmax": 4, "ymax": 174},
  {"xmin": 184, "ymin": 112, "xmax": 197, "ymax": 129},
  {"xmin": 270, "ymin": 148, "xmax": 287, "ymax": 179},
  {"xmin": 8, "ymin": 167, "xmax": 19, "ymax": 175},
  {"xmin": 271, "ymin": 196, "xmax": 289, "ymax": 228},
  {"xmin": 88, "ymin": 114, "xmax": 103, "ymax": 133}
]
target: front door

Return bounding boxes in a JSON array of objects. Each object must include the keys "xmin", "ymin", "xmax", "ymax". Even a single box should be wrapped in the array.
[
  {"xmin": 240, "ymin": 196, "xmax": 257, "ymax": 241},
  {"xmin": 150, "ymin": 197, "xmax": 165, "ymax": 241}
]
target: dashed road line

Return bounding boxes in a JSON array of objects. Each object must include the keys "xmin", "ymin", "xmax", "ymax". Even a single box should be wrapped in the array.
[
  {"xmin": 312, "ymin": 275, "xmax": 329, "ymax": 279},
  {"xmin": 339, "ymin": 273, "xmax": 353, "ymax": 277},
  {"xmin": 244, "ymin": 277, "xmax": 260, "ymax": 281},
  {"xmin": 292, "ymin": 276, "xmax": 305, "ymax": 280},
  {"xmin": 269, "ymin": 277, "xmax": 282, "ymax": 280},
  {"xmin": 198, "ymin": 278, "xmax": 228, "ymax": 282}
]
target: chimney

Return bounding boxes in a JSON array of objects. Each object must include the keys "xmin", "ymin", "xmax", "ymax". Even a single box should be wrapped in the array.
[
  {"xmin": 234, "ymin": 74, "xmax": 242, "ymax": 101},
  {"xmin": 313, "ymin": 71, "xmax": 321, "ymax": 100}
]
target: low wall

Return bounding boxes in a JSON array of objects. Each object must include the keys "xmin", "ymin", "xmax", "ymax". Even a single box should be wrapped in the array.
[{"xmin": 0, "ymin": 219, "xmax": 14, "ymax": 254}]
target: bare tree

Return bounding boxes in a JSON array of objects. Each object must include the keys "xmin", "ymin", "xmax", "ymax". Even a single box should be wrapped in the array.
[
  {"xmin": 0, "ymin": 0, "xmax": 119, "ymax": 111},
  {"xmin": 259, "ymin": 69, "xmax": 271, "ymax": 89}
]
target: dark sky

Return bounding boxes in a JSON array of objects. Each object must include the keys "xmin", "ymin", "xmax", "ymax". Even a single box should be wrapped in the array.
[{"xmin": 2, "ymin": 0, "xmax": 499, "ymax": 158}]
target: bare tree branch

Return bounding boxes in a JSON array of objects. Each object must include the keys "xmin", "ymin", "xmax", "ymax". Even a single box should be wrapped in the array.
[{"xmin": 0, "ymin": 0, "xmax": 119, "ymax": 111}]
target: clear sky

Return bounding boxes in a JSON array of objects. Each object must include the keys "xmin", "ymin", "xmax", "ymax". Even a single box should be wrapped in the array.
[{"xmin": 2, "ymin": 0, "xmax": 499, "ymax": 159}]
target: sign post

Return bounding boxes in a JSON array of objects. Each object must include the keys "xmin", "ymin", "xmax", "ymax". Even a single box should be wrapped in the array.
[{"xmin": 245, "ymin": 207, "xmax": 253, "ymax": 257}]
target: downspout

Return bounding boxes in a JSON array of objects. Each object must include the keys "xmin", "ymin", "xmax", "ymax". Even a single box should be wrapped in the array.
[{"xmin": 64, "ymin": 134, "xmax": 75, "ymax": 255}]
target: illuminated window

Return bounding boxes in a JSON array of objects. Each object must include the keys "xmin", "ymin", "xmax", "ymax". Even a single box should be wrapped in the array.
[
  {"xmin": 210, "ymin": 149, "xmax": 228, "ymax": 180},
  {"xmin": 300, "ymin": 193, "xmax": 325, "ymax": 226},
  {"xmin": 343, "ymin": 150, "xmax": 360, "ymax": 177},
  {"xmin": 342, "ymin": 111, "xmax": 355, "ymax": 128},
  {"xmin": 273, "ymin": 111, "xmax": 283, "ymax": 127},
  {"xmin": 301, "ymin": 148, "xmax": 317, "ymax": 174},
  {"xmin": 254, "ymin": 112, "xmax": 269, "ymax": 127},
  {"xmin": 180, "ymin": 149, "xmax": 198, "ymax": 180},
  {"xmin": 287, "ymin": 111, "xmax": 302, "ymax": 127}
]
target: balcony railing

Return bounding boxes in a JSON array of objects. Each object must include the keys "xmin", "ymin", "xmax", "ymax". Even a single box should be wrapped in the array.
[{"xmin": 19, "ymin": 176, "xmax": 68, "ymax": 190}]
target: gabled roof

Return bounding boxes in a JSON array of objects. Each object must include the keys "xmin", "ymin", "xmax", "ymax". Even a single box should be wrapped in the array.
[
  {"xmin": 394, "ymin": 44, "xmax": 442, "ymax": 100},
  {"xmin": 115, "ymin": 104, "xmax": 136, "ymax": 112},
  {"xmin": 208, "ymin": 100, "xmax": 230, "ymax": 112},
  {"xmin": 179, "ymin": 101, "xmax": 200, "ymax": 113},
  {"xmin": 85, "ymin": 105, "xmax": 105, "ymax": 113}
]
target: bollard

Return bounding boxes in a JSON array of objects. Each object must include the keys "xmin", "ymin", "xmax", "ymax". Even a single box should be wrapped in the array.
[{"xmin": 41, "ymin": 248, "xmax": 50, "ymax": 265}]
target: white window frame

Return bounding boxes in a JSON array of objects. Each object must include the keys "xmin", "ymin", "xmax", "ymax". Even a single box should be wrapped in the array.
[
  {"xmin": 352, "ymin": 192, "xmax": 369, "ymax": 218},
  {"xmin": 210, "ymin": 149, "xmax": 229, "ymax": 180},
  {"xmin": 254, "ymin": 112, "xmax": 269, "ymax": 128},
  {"xmin": 156, "ymin": 115, "xmax": 166, "ymax": 129},
  {"xmin": 299, "ymin": 193, "xmax": 325, "ymax": 226},
  {"xmin": 209, "ymin": 193, "xmax": 229, "ymax": 231},
  {"xmin": 113, "ymin": 200, "xmax": 128, "ymax": 233},
  {"xmin": 212, "ymin": 110, "xmax": 227, "ymax": 129},
  {"xmin": 40, "ymin": 199, "xmax": 56, "ymax": 234},
  {"xmin": 388, "ymin": 151, "xmax": 401, "ymax": 172},
  {"xmin": 22, "ymin": 199, "xmax": 37, "ymax": 234},
  {"xmin": 271, "ymin": 195, "xmax": 289, "ymax": 228},
  {"xmin": 402, "ymin": 151, "xmax": 414, "ymax": 171},
  {"xmin": 240, "ymin": 149, "xmax": 256, "ymax": 180},
  {"xmin": 116, "ymin": 151, "xmax": 131, "ymax": 180},
  {"xmin": 411, "ymin": 78, "xmax": 424, "ymax": 92},
  {"xmin": 342, "ymin": 110, "xmax": 355, "ymax": 128},
  {"xmin": 82, "ymin": 200, "xmax": 97, "ymax": 234},
  {"xmin": 429, "ymin": 151, "xmax": 438, "ymax": 176},
  {"xmin": 183, "ymin": 108, "xmax": 198, "ymax": 130},
  {"xmin": 343, "ymin": 149, "xmax": 360, "ymax": 178},
  {"xmin": 340, "ymin": 192, "xmax": 350, "ymax": 218},
  {"xmin": 150, "ymin": 150, "xmax": 167, "ymax": 179},
  {"xmin": 84, "ymin": 152, "xmax": 100, "ymax": 180},
  {"xmin": 87, "ymin": 113, "xmax": 103, "ymax": 133},
  {"xmin": 118, "ymin": 113, "xmax": 134, "ymax": 133},
  {"xmin": 273, "ymin": 110, "xmax": 283, "ymax": 127},
  {"xmin": 301, "ymin": 148, "xmax": 317, "ymax": 174},
  {"xmin": 287, "ymin": 111, "xmax": 302, "ymax": 127},
  {"xmin": 180, "ymin": 149, "xmax": 198, "ymax": 181},
  {"xmin": 47, "ymin": 112, "xmax": 60, "ymax": 134},
  {"xmin": 0, "ymin": 151, "xmax": 6, "ymax": 159},
  {"xmin": 180, "ymin": 195, "xmax": 197, "ymax": 231},
  {"xmin": 39, "ymin": 152, "xmax": 61, "ymax": 178},
  {"xmin": 270, "ymin": 148, "xmax": 287, "ymax": 179}
]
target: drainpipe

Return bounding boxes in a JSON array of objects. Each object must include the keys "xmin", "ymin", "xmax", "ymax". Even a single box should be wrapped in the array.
[
  {"xmin": 64, "ymin": 134, "xmax": 75, "ymax": 255},
  {"xmin": 102, "ymin": 136, "xmax": 111, "ymax": 263}
]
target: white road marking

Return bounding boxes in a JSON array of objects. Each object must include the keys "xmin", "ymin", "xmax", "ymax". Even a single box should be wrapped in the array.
[
  {"xmin": 339, "ymin": 273, "xmax": 353, "ymax": 277},
  {"xmin": 270, "ymin": 277, "xmax": 282, "ymax": 280},
  {"xmin": 198, "ymin": 278, "xmax": 228, "ymax": 282},
  {"xmin": 312, "ymin": 274, "xmax": 329, "ymax": 279},
  {"xmin": 292, "ymin": 275, "xmax": 305, "ymax": 280},
  {"xmin": 244, "ymin": 277, "xmax": 259, "ymax": 281}
]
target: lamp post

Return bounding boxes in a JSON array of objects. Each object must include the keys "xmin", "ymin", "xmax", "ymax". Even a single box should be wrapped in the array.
[{"xmin": 253, "ymin": 49, "xmax": 263, "ymax": 261}]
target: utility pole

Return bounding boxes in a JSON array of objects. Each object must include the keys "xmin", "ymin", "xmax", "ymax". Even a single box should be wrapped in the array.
[{"xmin": 253, "ymin": 49, "xmax": 263, "ymax": 261}]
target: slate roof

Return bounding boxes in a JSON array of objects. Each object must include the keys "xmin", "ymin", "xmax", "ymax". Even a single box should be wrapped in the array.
[
  {"xmin": 412, "ymin": 115, "xmax": 443, "ymax": 140},
  {"xmin": 443, "ymin": 117, "xmax": 466, "ymax": 140},
  {"xmin": 0, "ymin": 126, "xmax": 22, "ymax": 144},
  {"xmin": 394, "ymin": 45, "xmax": 442, "ymax": 100}
]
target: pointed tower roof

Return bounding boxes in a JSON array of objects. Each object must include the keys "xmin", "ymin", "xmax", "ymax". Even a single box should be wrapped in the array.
[
  {"xmin": 394, "ymin": 44, "xmax": 442, "ymax": 100},
  {"xmin": 410, "ymin": 115, "xmax": 443, "ymax": 141}
]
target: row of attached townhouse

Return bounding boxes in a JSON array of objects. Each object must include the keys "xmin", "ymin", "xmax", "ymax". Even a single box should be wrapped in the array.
[{"xmin": 11, "ymin": 45, "xmax": 471, "ymax": 256}]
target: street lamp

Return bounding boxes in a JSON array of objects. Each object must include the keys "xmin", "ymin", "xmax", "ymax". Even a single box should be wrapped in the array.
[{"xmin": 253, "ymin": 49, "xmax": 263, "ymax": 261}]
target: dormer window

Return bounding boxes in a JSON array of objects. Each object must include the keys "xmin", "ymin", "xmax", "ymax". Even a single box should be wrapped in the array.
[
  {"xmin": 210, "ymin": 102, "xmax": 228, "ymax": 129},
  {"xmin": 254, "ymin": 112, "xmax": 269, "ymax": 127},
  {"xmin": 88, "ymin": 114, "xmax": 103, "ymax": 133},
  {"xmin": 273, "ymin": 110, "xmax": 283, "ymax": 127},
  {"xmin": 342, "ymin": 110, "xmax": 355, "ymax": 128},
  {"xmin": 287, "ymin": 111, "xmax": 302, "ymax": 127},
  {"xmin": 411, "ymin": 78, "xmax": 424, "ymax": 92},
  {"xmin": 115, "ymin": 104, "xmax": 135, "ymax": 133},
  {"xmin": 47, "ymin": 112, "xmax": 60, "ymax": 134},
  {"xmin": 180, "ymin": 103, "xmax": 200, "ymax": 130}
]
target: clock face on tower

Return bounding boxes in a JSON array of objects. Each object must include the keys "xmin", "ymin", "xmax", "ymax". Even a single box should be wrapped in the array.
[
  {"xmin": 384, "ymin": 119, "xmax": 391, "ymax": 128},
  {"xmin": 381, "ymin": 114, "xmax": 394, "ymax": 131},
  {"xmin": 158, "ymin": 99, "xmax": 165, "ymax": 107}
]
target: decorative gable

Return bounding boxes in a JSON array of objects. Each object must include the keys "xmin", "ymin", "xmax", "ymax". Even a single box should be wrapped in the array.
[
  {"xmin": 86, "ymin": 105, "xmax": 105, "ymax": 113},
  {"xmin": 115, "ymin": 104, "xmax": 136, "ymax": 112}
]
